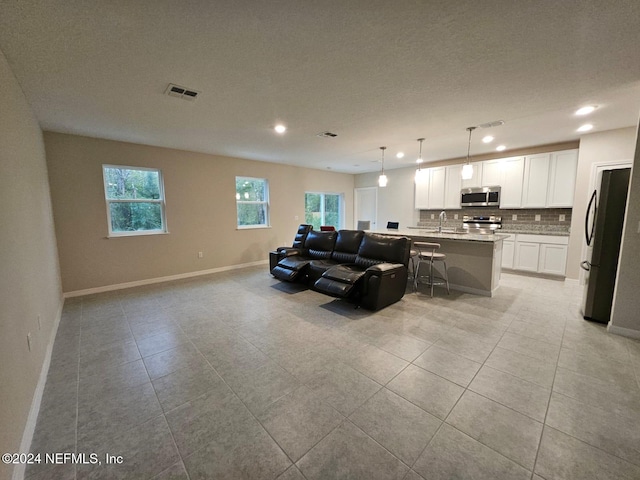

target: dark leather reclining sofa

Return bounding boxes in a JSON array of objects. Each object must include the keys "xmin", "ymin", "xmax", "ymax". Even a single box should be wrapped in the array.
[{"xmin": 270, "ymin": 225, "xmax": 411, "ymax": 310}]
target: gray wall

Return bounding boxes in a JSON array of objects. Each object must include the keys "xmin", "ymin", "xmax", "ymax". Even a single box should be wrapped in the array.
[
  {"xmin": 610, "ymin": 122, "xmax": 640, "ymax": 335},
  {"xmin": 0, "ymin": 49, "xmax": 63, "ymax": 479}
]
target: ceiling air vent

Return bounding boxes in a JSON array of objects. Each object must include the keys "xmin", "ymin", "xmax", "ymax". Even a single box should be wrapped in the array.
[
  {"xmin": 317, "ymin": 131, "xmax": 338, "ymax": 138},
  {"xmin": 165, "ymin": 83, "xmax": 200, "ymax": 101}
]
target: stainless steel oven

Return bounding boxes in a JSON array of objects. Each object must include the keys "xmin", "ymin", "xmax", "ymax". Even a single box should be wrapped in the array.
[{"xmin": 460, "ymin": 186, "xmax": 501, "ymax": 207}]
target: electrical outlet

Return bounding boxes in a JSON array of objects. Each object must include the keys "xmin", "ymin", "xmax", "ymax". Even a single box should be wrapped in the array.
[
  {"xmin": 454, "ymin": 214, "xmax": 458, "ymax": 220},
  {"xmin": 37, "ymin": 315, "xmax": 41, "ymax": 330},
  {"xmin": 512, "ymin": 214, "xmax": 517, "ymax": 221},
  {"xmin": 198, "ymin": 252, "xmax": 204, "ymax": 258},
  {"xmin": 430, "ymin": 214, "xmax": 435, "ymax": 219},
  {"xmin": 535, "ymin": 214, "xmax": 541, "ymax": 222},
  {"xmin": 294, "ymin": 215, "xmax": 299, "ymax": 220},
  {"xmin": 559, "ymin": 214, "xmax": 565, "ymax": 222},
  {"xmin": 27, "ymin": 332, "xmax": 32, "ymax": 351}
]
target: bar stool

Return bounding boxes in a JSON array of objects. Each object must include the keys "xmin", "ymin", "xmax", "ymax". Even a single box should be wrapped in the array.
[
  {"xmin": 407, "ymin": 247, "xmax": 420, "ymax": 283},
  {"xmin": 413, "ymin": 242, "xmax": 450, "ymax": 297}
]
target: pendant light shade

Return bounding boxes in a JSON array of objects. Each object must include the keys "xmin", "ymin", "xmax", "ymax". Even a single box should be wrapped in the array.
[
  {"xmin": 414, "ymin": 138, "xmax": 427, "ymax": 183},
  {"xmin": 378, "ymin": 146, "xmax": 388, "ymax": 187},
  {"xmin": 461, "ymin": 127, "xmax": 476, "ymax": 180}
]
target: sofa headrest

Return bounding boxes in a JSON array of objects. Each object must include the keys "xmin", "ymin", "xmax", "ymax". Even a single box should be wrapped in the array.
[
  {"xmin": 335, "ymin": 230, "xmax": 365, "ymax": 253},
  {"xmin": 357, "ymin": 233, "xmax": 410, "ymax": 265},
  {"xmin": 293, "ymin": 224, "xmax": 313, "ymax": 248},
  {"xmin": 304, "ymin": 230, "xmax": 337, "ymax": 252}
]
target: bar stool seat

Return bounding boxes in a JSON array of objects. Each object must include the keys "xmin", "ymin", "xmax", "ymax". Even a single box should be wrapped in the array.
[{"xmin": 413, "ymin": 242, "xmax": 450, "ymax": 297}]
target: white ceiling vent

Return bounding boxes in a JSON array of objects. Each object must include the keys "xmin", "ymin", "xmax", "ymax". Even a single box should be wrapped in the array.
[
  {"xmin": 165, "ymin": 83, "xmax": 200, "ymax": 101},
  {"xmin": 317, "ymin": 131, "xmax": 338, "ymax": 138}
]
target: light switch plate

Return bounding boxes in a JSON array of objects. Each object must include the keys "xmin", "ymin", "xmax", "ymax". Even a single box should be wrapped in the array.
[
  {"xmin": 454, "ymin": 214, "xmax": 458, "ymax": 220},
  {"xmin": 430, "ymin": 214, "xmax": 435, "ymax": 219},
  {"xmin": 535, "ymin": 214, "xmax": 541, "ymax": 222},
  {"xmin": 559, "ymin": 214, "xmax": 565, "ymax": 221},
  {"xmin": 512, "ymin": 214, "xmax": 517, "ymax": 221}
]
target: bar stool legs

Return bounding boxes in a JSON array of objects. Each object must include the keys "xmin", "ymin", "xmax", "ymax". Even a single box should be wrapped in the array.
[{"xmin": 413, "ymin": 242, "xmax": 450, "ymax": 297}]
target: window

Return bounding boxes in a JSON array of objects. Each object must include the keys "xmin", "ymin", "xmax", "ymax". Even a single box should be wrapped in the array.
[
  {"xmin": 305, "ymin": 192, "xmax": 343, "ymax": 230},
  {"xmin": 236, "ymin": 177, "xmax": 269, "ymax": 228},
  {"xmin": 102, "ymin": 165, "xmax": 167, "ymax": 236}
]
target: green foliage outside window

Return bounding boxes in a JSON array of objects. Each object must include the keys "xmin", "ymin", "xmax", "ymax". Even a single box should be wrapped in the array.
[
  {"xmin": 103, "ymin": 166, "xmax": 166, "ymax": 234},
  {"xmin": 236, "ymin": 177, "xmax": 269, "ymax": 227},
  {"xmin": 305, "ymin": 193, "xmax": 341, "ymax": 230}
]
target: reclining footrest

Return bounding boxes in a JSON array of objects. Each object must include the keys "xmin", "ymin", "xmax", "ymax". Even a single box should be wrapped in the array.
[{"xmin": 314, "ymin": 265, "xmax": 366, "ymax": 298}]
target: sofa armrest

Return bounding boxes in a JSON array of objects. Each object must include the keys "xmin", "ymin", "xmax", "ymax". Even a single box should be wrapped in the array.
[
  {"xmin": 278, "ymin": 247, "xmax": 303, "ymax": 257},
  {"xmin": 365, "ymin": 263, "xmax": 405, "ymax": 274},
  {"xmin": 360, "ymin": 263, "xmax": 408, "ymax": 311}
]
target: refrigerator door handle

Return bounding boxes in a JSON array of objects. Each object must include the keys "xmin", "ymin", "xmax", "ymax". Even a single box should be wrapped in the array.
[{"xmin": 585, "ymin": 190, "xmax": 597, "ymax": 246}]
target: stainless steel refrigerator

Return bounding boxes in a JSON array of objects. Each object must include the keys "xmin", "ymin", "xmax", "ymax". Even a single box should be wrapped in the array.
[{"xmin": 581, "ymin": 168, "xmax": 631, "ymax": 323}]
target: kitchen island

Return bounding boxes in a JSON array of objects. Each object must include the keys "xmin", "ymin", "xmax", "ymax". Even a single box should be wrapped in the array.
[{"xmin": 370, "ymin": 228, "xmax": 508, "ymax": 296}]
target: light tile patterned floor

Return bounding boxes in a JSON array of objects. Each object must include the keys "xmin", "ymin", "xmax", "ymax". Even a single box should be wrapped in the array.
[{"xmin": 26, "ymin": 267, "xmax": 640, "ymax": 479}]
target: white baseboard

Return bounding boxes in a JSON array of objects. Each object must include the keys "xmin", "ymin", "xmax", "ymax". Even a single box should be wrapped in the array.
[
  {"xmin": 12, "ymin": 297, "xmax": 65, "ymax": 480},
  {"xmin": 564, "ymin": 278, "xmax": 579, "ymax": 286},
  {"xmin": 63, "ymin": 260, "xmax": 269, "ymax": 298},
  {"xmin": 607, "ymin": 322, "xmax": 640, "ymax": 340}
]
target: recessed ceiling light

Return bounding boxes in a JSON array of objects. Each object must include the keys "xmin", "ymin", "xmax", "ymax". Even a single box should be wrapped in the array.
[
  {"xmin": 274, "ymin": 124, "xmax": 286, "ymax": 134},
  {"xmin": 396, "ymin": 152, "xmax": 404, "ymax": 159},
  {"xmin": 577, "ymin": 124, "xmax": 593, "ymax": 132},
  {"xmin": 482, "ymin": 135, "xmax": 494, "ymax": 143},
  {"xmin": 496, "ymin": 145, "xmax": 506, "ymax": 151},
  {"xmin": 575, "ymin": 106, "xmax": 596, "ymax": 116}
]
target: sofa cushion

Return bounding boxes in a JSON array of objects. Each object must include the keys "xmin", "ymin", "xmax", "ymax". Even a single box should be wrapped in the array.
[
  {"xmin": 320, "ymin": 264, "xmax": 367, "ymax": 285},
  {"xmin": 330, "ymin": 230, "xmax": 365, "ymax": 263}
]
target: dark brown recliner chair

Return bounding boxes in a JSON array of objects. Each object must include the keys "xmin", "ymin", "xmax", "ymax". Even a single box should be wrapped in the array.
[
  {"xmin": 271, "ymin": 230, "xmax": 338, "ymax": 282},
  {"xmin": 314, "ymin": 233, "xmax": 411, "ymax": 310}
]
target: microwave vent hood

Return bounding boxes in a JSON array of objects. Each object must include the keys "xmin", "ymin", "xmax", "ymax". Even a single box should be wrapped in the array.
[{"xmin": 461, "ymin": 186, "xmax": 501, "ymax": 207}]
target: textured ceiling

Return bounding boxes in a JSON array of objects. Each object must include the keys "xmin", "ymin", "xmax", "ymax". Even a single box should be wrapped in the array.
[{"xmin": 1, "ymin": 0, "xmax": 639, "ymax": 173}]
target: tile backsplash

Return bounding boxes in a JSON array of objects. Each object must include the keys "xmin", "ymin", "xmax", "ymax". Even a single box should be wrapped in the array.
[{"xmin": 418, "ymin": 208, "xmax": 572, "ymax": 234}]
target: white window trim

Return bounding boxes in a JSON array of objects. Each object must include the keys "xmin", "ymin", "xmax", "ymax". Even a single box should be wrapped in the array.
[
  {"xmin": 236, "ymin": 176, "xmax": 270, "ymax": 228},
  {"xmin": 103, "ymin": 164, "xmax": 168, "ymax": 237}
]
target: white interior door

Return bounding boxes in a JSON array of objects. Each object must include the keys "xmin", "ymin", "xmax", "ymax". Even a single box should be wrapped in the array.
[{"xmin": 354, "ymin": 187, "xmax": 377, "ymax": 230}]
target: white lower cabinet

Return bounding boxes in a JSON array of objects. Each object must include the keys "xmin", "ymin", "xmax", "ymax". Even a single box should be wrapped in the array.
[
  {"xmin": 506, "ymin": 234, "xmax": 568, "ymax": 276},
  {"xmin": 538, "ymin": 243, "xmax": 568, "ymax": 275},
  {"xmin": 501, "ymin": 235, "xmax": 515, "ymax": 269},
  {"xmin": 514, "ymin": 242, "xmax": 540, "ymax": 272}
]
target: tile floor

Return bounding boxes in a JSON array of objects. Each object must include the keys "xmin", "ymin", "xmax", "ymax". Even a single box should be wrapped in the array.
[{"xmin": 25, "ymin": 267, "xmax": 640, "ymax": 480}]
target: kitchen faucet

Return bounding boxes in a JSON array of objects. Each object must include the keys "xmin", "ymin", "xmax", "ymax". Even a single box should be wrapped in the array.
[{"xmin": 438, "ymin": 210, "xmax": 447, "ymax": 233}]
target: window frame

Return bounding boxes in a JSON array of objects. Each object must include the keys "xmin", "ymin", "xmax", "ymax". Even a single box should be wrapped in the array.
[
  {"xmin": 235, "ymin": 176, "xmax": 270, "ymax": 229},
  {"xmin": 304, "ymin": 191, "xmax": 344, "ymax": 230},
  {"xmin": 102, "ymin": 164, "xmax": 168, "ymax": 237}
]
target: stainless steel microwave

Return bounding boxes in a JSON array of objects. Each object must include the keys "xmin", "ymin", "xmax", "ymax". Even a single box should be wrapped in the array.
[{"xmin": 460, "ymin": 186, "xmax": 501, "ymax": 207}]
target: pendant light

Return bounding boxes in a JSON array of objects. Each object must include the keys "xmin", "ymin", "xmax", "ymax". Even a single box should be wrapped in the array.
[
  {"xmin": 378, "ymin": 146, "xmax": 388, "ymax": 187},
  {"xmin": 414, "ymin": 138, "xmax": 428, "ymax": 183},
  {"xmin": 461, "ymin": 126, "xmax": 476, "ymax": 180}
]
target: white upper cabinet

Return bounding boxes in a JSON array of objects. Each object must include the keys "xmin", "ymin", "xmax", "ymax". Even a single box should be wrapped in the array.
[
  {"xmin": 414, "ymin": 168, "xmax": 430, "ymax": 209},
  {"xmin": 521, "ymin": 149, "xmax": 578, "ymax": 208},
  {"xmin": 481, "ymin": 157, "xmax": 524, "ymax": 208},
  {"xmin": 481, "ymin": 159, "xmax": 503, "ymax": 186},
  {"xmin": 414, "ymin": 149, "xmax": 577, "ymax": 211},
  {"xmin": 444, "ymin": 164, "xmax": 462, "ymax": 209},
  {"xmin": 522, "ymin": 153, "xmax": 551, "ymax": 208},
  {"xmin": 501, "ymin": 157, "xmax": 524, "ymax": 208},
  {"xmin": 428, "ymin": 167, "xmax": 446, "ymax": 209},
  {"xmin": 460, "ymin": 161, "xmax": 483, "ymax": 189},
  {"xmin": 547, "ymin": 150, "xmax": 578, "ymax": 207}
]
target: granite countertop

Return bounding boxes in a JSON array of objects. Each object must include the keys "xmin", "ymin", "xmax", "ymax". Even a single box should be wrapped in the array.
[{"xmin": 370, "ymin": 229, "xmax": 509, "ymax": 243}]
